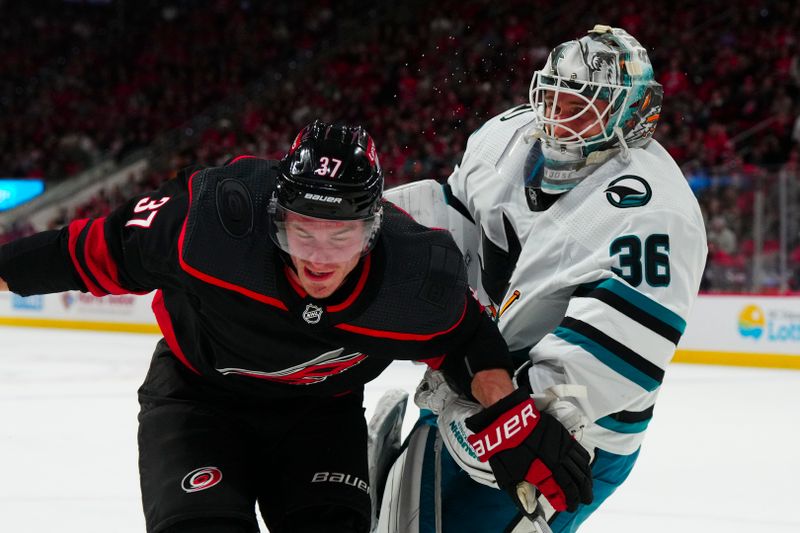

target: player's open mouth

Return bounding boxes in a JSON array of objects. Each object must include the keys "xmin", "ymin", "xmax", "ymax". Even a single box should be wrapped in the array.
[{"xmin": 304, "ymin": 267, "xmax": 334, "ymax": 281}]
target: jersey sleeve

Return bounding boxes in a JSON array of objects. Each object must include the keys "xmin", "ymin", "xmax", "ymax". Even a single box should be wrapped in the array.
[
  {"xmin": 444, "ymin": 130, "xmax": 481, "ymax": 223},
  {"xmin": 445, "ymin": 104, "xmax": 535, "ymax": 222},
  {"xmin": 424, "ymin": 290, "xmax": 514, "ymax": 397},
  {"xmin": 445, "ymin": 107, "xmax": 536, "ymax": 301},
  {"xmin": 0, "ymin": 171, "xmax": 193, "ymax": 297}
]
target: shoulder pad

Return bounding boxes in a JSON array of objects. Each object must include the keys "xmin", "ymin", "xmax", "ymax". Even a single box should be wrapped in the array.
[
  {"xmin": 348, "ymin": 204, "xmax": 468, "ymax": 334},
  {"xmin": 181, "ymin": 158, "xmax": 284, "ymax": 297}
]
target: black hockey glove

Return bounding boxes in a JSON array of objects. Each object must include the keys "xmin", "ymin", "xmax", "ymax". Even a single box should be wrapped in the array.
[{"xmin": 465, "ymin": 388, "xmax": 593, "ymax": 513}]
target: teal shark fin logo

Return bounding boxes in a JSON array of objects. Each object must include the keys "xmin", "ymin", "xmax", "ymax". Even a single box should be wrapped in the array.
[{"xmin": 605, "ymin": 176, "xmax": 652, "ymax": 208}]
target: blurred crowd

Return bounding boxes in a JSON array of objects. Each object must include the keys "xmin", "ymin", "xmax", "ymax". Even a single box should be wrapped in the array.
[
  {"xmin": 0, "ymin": 0, "xmax": 342, "ymax": 179},
  {"xmin": 1, "ymin": 0, "xmax": 799, "ymax": 291}
]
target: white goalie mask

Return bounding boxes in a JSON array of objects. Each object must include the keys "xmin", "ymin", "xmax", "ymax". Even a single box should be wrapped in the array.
[{"xmin": 528, "ymin": 25, "xmax": 663, "ymax": 193}]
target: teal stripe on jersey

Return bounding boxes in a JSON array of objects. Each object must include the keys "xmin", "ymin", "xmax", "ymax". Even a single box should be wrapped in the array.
[
  {"xmin": 549, "ymin": 448, "xmax": 641, "ymax": 532},
  {"xmin": 553, "ymin": 326, "xmax": 662, "ymax": 391},
  {"xmin": 595, "ymin": 278, "xmax": 686, "ymax": 334},
  {"xmin": 595, "ymin": 415, "xmax": 652, "ymax": 434}
]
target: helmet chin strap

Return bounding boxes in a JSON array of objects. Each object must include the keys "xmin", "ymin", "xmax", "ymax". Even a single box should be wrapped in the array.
[
  {"xmin": 612, "ymin": 126, "xmax": 631, "ymax": 163},
  {"xmin": 524, "ymin": 127, "xmax": 542, "ymax": 144}
]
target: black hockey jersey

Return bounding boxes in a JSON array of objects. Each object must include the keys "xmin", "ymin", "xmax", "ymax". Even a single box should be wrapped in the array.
[{"xmin": 0, "ymin": 156, "xmax": 511, "ymax": 398}]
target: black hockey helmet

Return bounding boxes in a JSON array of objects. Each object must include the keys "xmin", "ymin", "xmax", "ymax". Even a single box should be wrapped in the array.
[
  {"xmin": 269, "ymin": 120, "xmax": 384, "ymax": 262},
  {"xmin": 275, "ymin": 120, "xmax": 384, "ymax": 220}
]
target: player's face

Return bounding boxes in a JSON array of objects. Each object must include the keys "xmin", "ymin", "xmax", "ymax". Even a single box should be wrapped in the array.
[
  {"xmin": 543, "ymin": 92, "xmax": 610, "ymax": 141},
  {"xmin": 283, "ymin": 212, "xmax": 366, "ymax": 298}
]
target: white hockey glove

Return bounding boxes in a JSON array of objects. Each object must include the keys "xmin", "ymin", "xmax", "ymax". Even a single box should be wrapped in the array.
[{"xmin": 414, "ymin": 368, "xmax": 498, "ymax": 488}]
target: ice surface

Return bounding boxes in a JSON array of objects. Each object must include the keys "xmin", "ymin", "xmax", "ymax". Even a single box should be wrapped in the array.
[{"xmin": 1, "ymin": 326, "xmax": 799, "ymax": 532}]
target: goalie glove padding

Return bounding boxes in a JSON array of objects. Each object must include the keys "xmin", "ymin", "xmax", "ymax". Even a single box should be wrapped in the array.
[
  {"xmin": 414, "ymin": 369, "xmax": 498, "ymax": 487},
  {"xmin": 465, "ymin": 389, "xmax": 594, "ymax": 513}
]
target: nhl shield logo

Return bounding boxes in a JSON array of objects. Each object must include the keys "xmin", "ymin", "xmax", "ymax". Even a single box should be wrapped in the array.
[{"xmin": 302, "ymin": 303, "xmax": 324, "ymax": 324}]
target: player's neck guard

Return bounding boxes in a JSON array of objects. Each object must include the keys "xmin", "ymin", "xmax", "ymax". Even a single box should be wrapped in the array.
[
  {"xmin": 523, "ymin": 135, "xmax": 627, "ymax": 211},
  {"xmin": 495, "ymin": 122, "xmax": 623, "ymax": 211},
  {"xmin": 538, "ymin": 139, "xmax": 623, "ymax": 195}
]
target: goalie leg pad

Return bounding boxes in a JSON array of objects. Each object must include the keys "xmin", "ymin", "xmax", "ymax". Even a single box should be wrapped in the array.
[
  {"xmin": 375, "ymin": 416, "xmax": 435, "ymax": 533},
  {"xmin": 367, "ymin": 389, "xmax": 409, "ymax": 526},
  {"xmin": 375, "ymin": 412, "xmax": 541, "ymax": 533}
]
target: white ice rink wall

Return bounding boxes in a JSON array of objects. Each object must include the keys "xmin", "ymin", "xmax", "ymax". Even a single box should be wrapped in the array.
[
  {"xmin": 674, "ymin": 294, "xmax": 800, "ymax": 369},
  {"xmin": 1, "ymin": 291, "xmax": 799, "ymax": 369},
  {"xmin": 0, "ymin": 290, "xmax": 158, "ymax": 334}
]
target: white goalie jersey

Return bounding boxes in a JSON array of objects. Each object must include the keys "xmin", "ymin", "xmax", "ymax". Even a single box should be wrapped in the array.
[{"xmin": 386, "ymin": 105, "xmax": 707, "ymax": 456}]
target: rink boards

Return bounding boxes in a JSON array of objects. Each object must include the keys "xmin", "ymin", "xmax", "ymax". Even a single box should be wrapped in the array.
[{"xmin": 1, "ymin": 291, "xmax": 799, "ymax": 369}]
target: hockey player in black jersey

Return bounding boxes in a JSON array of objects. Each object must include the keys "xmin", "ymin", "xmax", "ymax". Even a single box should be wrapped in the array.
[{"xmin": 0, "ymin": 121, "xmax": 591, "ymax": 533}]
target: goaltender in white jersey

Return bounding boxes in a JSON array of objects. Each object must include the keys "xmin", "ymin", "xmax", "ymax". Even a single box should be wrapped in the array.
[{"xmin": 378, "ymin": 25, "xmax": 707, "ymax": 533}]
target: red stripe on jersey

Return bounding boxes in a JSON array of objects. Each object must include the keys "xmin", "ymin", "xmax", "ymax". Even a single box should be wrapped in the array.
[
  {"xmin": 417, "ymin": 354, "xmax": 447, "ymax": 370},
  {"xmin": 178, "ymin": 170, "xmax": 288, "ymax": 311},
  {"xmin": 285, "ymin": 254, "xmax": 372, "ymax": 311},
  {"xmin": 284, "ymin": 265, "xmax": 308, "ymax": 297},
  {"xmin": 226, "ymin": 155, "xmax": 256, "ymax": 165},
  {"xmin": 334, "ymin": 297, "xmax": 467, "ymax": 340},
  {"xmin": 151, "ymin": 289, "xmax": 201, "ymax": 375},
  {"xmin": 67, "ymin": 219, "xmax": 105, "ymax": 296},
  {"xmin": 83, "ymin": 218, "xmax": 128, "ymax": 295},
  {"xmin": 327, "ymin": 253, "xmax": 371, "ymax": 313}
]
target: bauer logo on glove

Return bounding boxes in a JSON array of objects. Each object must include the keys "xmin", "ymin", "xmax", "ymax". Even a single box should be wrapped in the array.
[
  {"xmin": 468, "ymin": 401, "xmax": 538, "ymax": 457},
  {"xmin": 465, "ymin": 388, "xmax": 593, "ymax": 514}
]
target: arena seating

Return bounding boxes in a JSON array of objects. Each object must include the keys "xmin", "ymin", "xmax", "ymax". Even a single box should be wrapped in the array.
[{"xmin": 2, "ymin": 0, "xmax": 798, "ymax": 290}]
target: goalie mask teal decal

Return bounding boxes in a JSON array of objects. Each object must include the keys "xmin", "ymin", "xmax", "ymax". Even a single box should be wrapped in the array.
[{"xmin": 605, "ymin": 175, "xmax": 651, "ymax": 208}]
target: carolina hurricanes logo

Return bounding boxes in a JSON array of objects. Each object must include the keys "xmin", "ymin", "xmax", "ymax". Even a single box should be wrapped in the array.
[
  {"xmin": 181, "ymin": 466, "xmax": 223, "ymax": 493},
  {"xmin": 216, "ymin": 348, "xmax": 368, "ymax": 385}
]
